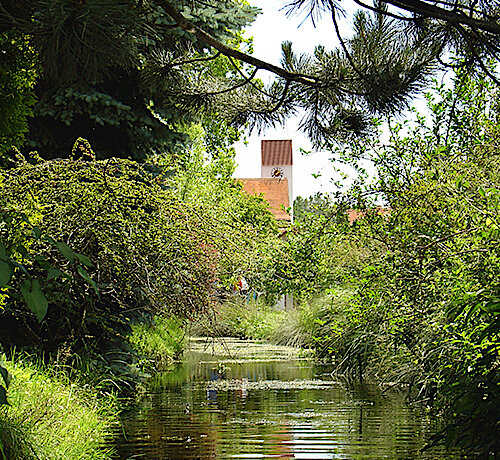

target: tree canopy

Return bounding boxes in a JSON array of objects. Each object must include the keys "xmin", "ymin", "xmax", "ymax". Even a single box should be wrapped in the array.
[
  {"xmin": 2, "ymin": 0, "xmax": 500, "ymax": 156},
  {"xmin": 0, "ymin": 0, "xmax": 258, "ymax": 159}
]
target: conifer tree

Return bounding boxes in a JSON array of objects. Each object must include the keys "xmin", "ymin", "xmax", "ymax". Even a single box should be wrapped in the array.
[
  {"xmin": 0, "ymin": 1, "xmax": 259, "ymax": 159},
  {"xmin": 2, "ymin": 0, "xmax": 500, "ymax": 155}
]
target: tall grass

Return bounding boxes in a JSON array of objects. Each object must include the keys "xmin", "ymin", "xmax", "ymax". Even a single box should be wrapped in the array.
[
  {"xmin": 191, "ymin": 299, "xmax": 282, "ymax": 341},
  {"xmin": 128, "ymin": 315, "xmax": 186, "ymax": 367},
  {"xmin": 0, "ymin": 355, "xmax": 117, "ymax": 460},
  {"xmin": 191, "ymin": 296, "xmax": 329, "ymax": 349}
]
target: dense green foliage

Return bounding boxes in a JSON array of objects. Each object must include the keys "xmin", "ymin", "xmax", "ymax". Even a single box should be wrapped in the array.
[
  {"xmin": 0, "ymin": 134, "xmax": 280, "ymax": 362},
  {"xmin": 257, "ymin": 204, "xmax": 373, "ymax": 301},
  {"xmin": 0, "ymin": 30, "xmax": 37, "ymax": 158},
  {"xmin": 0, "ymin": 157, "xmax": 221, "ymax": 355},
  {"xmin": 293, "ymin": 193, "xmax": 335, "ymax": 222},
  {"xmin": 129, "ymin": 316, "xmax": 186, "ymax": 368},
  {"xmin": 171, "ymin": 124, "xmax": 279, "ymax": 291},
  {"xmin": 4, "ymin": 0, "xmax": 500, "ymax": 156},
  {"xmin": 296, "ymin": 72, "xmax": 500, "ymax": 456},
  {"xmin": 1, "ymin": 1, "xmax": 258, "ymax": 160}
]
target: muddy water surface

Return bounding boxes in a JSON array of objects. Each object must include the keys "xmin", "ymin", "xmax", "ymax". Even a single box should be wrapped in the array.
[{"xmin": 106, "ymin": 338, "xmax": 463, "ymax": 459}]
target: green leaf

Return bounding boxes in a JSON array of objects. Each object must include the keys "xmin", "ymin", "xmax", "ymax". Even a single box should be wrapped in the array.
[
  {"xmin": 0, "ymin": 260, "xmax": 12, "ymax": 288},
  {"xmin": 0, "ymin": 243, "xmax": 6, "ymax": 260},
  {"xmin": 32, "ymin": 226, "xmax": 42, "ymax": 239},
  {"xmin": 56, "ymin": 242, "xmax": 75, "ymax": 262},
  {"xmin": 75, "ymin": 253, "xmax": 94, "ymax": 268},
  {"xmin": 20, "ymin": 279, "xmax": 49, "ymax": 322},
  {"xmin": 46, "ymin": 267, "xmax": 66, "ymax": 281},
  {"xmin": 0, "ymin": 362, "xmax": 12, "ymax": 389},
  {"xmin": 77, "ymin": 266, "xmax": 99, "ymax": 295},
  {"xmin": 16, "ymin": 245, "xmax": 29, "ymax": 258}
]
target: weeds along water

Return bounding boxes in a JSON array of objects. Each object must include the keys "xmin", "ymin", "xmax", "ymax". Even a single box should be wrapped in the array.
[
  {"xmin": 190, "ymin": 296, "xmax": 331, "ymax": 349},
  {"xmin": 0, "ymin": 352, "xmax": 119, "ymax": 459},
  {"xmin": 0, "ymin": 315, "xmax": 190, "ymax": 459}
]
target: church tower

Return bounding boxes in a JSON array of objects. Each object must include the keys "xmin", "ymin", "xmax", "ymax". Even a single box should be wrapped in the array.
[{"xmin": 260, "ymin": 139, "xmax": 293, "ymax": 210}]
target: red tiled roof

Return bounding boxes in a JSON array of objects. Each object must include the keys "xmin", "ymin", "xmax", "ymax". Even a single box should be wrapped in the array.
[
  {"xmin": 261, "ymin": 140, "xmax": 293, "ymax": 166},
  {"xmin": 347, "ymin": 207, "xmax": 391, "ymax": 224},
  {"xmin": 239, "ymin": 178, "xmax": 291, "ymax": 221}
]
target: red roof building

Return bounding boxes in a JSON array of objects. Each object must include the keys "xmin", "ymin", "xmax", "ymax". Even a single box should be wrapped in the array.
[
  {"xmin": 235, "ymin": 139, "xmax": 294, "ymax": 224},
  {"xmin": 239, "ymin": 178, "xmax": 291, "ymax": 222}
]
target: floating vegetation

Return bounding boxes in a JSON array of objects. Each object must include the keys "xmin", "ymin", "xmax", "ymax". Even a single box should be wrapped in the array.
[
  {"xmin": 201, "ymin": 378, "xmax": 339, "ymax": 391},
  {"xmin": 188, "ymin": 337, "xmax": 311, "ymax": 362}
]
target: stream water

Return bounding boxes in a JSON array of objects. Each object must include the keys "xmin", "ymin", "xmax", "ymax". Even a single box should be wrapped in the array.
[{"xmin": 106, "ymin": 337, "xmax": 463, "ymax": 459}]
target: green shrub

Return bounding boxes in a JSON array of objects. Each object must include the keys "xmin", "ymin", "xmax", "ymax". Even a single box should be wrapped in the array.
[
  {"xmin": 129, "ymin": 316, "xmax": 186, "ymax": 367},
  {"xmin": 0, "ymin": 158, "xmax": 219, "ymax": 356},
  {"xmin": 314, "ymin": 71, "xmax": 500, "ymax": 455},
  {"xmin": 0, "ymin": 31, "xmax": 38, "ymax": 158}
]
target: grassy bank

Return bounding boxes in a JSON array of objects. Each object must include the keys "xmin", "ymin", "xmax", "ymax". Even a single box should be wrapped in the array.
[
  {"xmin": 0, "ymin": 355, "xmax": 117, "ymax": 460},
  {"xmin": 192, "ymin": 296, "xmax": 330, "ymax": 349},
  {"xmin": 0, "ymin": 316, "xmax": 191, "ymax": 459},
  {"xmin": 128, "ymin": 316, "xmax": 187, "ymax": 368}
]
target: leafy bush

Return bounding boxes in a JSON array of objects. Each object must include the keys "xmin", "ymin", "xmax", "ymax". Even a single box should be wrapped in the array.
[
  {"xmin": 0, "ymin": 156, "xmax": 220, "ymax": 356},
  {"xmin": 314, "ymin": 71, "xmax": 500, "ymax": 455}
]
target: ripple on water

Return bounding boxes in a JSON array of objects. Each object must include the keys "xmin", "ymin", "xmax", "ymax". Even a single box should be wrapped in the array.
[{"xmin": 106, "ymin": 338, "xmax": 464, "ymax": 460}]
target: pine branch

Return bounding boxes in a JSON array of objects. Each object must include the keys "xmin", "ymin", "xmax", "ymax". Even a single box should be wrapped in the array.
[
  {"xmin": 158, "ymin": 0, "xmax": 320, "ymax": 86},
  {"xmin": 227, "ymin": 57, "xmax": 281, "ymax": 101},
  {"xmin": 331, "ymin": 9, "xmax": 367, "ymax": 84},
  {"xmin": 165, "ymin": 52, "xmax": 222, "ymax": 67},
  {"xmin": 197, "ymin": 67, "xmax": 259, "ymax": 96},
  {"xmin": 455, "ymin": 23, "xmax": 500, "ymax": 85},
  {"xmin": 352, "ymin": 0, "xmax": 414, "ymax": 21},
  {"xmin": 384, "ymin": 0, "xmax": 500, "ymax": 35}
]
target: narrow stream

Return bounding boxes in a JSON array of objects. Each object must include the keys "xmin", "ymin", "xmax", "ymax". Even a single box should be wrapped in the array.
[{"xmin": 106, "ymin": 338, "xmax": 463, "ymax": 459}]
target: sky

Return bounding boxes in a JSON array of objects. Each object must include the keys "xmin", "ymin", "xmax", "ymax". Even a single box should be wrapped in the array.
[
  {"xmin": 231, "ymin": 0, "xmax": 434, "ymax": 202},
  {"xmin": 232, "ymin": 0, "xmax": 354, "ymax": 201}
]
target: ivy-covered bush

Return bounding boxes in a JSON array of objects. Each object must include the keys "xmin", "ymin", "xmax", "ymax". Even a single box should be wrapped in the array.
[{"xmin": 0, "ymin": 156, "xmax": 219, "ymax": 354}]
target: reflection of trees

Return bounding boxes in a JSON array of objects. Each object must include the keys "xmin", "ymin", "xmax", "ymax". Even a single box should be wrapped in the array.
[
  {"xmin": 113, "ymin": 390, "xmax": 218, "ymax": 460},
  {"xmin": 341, "ymin": 385, "xmax": 451, "ymax": 458},
  {"xmin": 109, "ymin": 356, "xmax": 459, "ymax": 459}
]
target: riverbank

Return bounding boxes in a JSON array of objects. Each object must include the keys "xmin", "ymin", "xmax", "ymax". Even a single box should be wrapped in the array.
[
  {"xmin": 0, "ymin": 355, "xmax": 117, "ymax": 459},
  {"xmin": 0, "ymin": 315, "xmax": 187, "ymax": 459}
]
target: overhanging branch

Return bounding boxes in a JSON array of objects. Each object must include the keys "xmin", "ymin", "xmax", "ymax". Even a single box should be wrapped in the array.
[
  {"xmin": 384, "ymin": 0, "xmax": 500, "ymax": 35},
  {"xmin": 158, "ymin": 0, "xmax": 320, "ymax": 87}
]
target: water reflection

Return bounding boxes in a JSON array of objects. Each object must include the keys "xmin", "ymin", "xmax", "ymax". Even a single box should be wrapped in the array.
[{"xmin": 106, "ymin": 338, "xmax": 463, "ymax": 459}]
